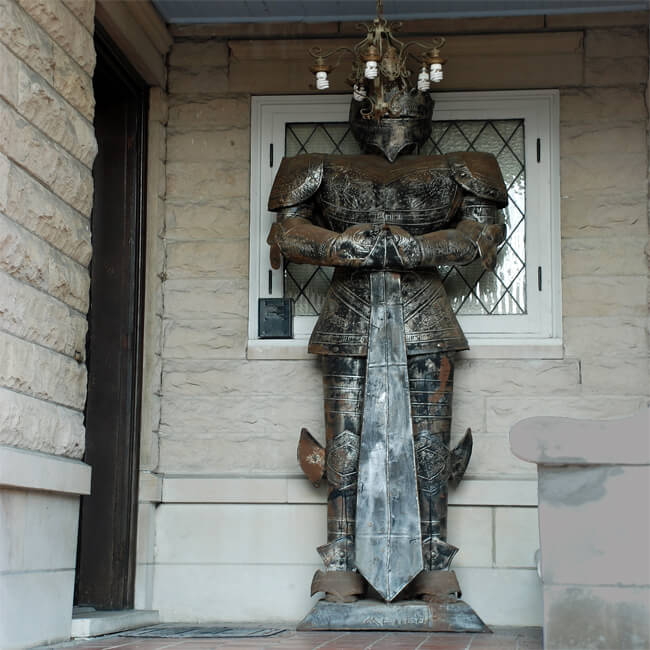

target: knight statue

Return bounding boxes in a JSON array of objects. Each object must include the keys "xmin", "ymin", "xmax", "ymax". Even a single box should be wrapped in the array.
[{"xmin": 266, "ymin": 3, "xmax": 507, "ymax": 630}]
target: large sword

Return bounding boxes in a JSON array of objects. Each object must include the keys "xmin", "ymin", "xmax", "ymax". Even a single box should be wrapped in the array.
[{"xmin": 355, "ymin": 270, "xmax": 423, "ymax": 601}]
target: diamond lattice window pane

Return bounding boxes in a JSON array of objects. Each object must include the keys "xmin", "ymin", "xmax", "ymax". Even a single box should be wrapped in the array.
[
  {"xmin": 286, "ymin": 123, "xmax": 360, "ymax": 157},
  {"xmin": 283, "ymin": 119, "xmax": 526, "ymax": 317},
  {"xmin": 285, "ymin": 264, "xmax": 334, "ymax": 316}
]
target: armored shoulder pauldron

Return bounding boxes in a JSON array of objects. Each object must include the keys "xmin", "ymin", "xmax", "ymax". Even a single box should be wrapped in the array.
[
  {"xmin": 446, "ymin": 152, "xmax": 508, "ymax": 208},
  {"xmin": 268, "ymin": 154, "xmax": 324, "ymax": 210}
]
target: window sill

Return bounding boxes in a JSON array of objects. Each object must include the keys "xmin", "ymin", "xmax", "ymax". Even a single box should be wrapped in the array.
[{"xmin": 247, "ymin": 338, "xmax": 564, "ymax": 361}]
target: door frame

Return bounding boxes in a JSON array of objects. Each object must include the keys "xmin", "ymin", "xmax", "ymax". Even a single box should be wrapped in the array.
[{"xmin": 75, "ymin": 23, "xmax": 148, "ymax": 610}]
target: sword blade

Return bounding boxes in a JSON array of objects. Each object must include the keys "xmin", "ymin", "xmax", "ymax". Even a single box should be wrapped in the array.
[{"xmin": 355, "ymin": 271, "xmax": 423, "ymax": 602}]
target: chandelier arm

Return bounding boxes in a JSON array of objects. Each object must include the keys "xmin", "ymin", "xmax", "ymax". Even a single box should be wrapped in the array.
[
  {"xmin": 404, "ymin": 50, "xmax": 426, "ymax": 65},
  {"xmin": 354, "ymin": 33, "xmax": 374, "ymax": 55},
  {"xmin": 386, "ymin": 30, "xmax": 406, "ymax": 50},
  {"xmin": 359, "ymin": 93, "xmax": 377, "ymax": 118},
  {"xmin": 402, "ymin": 37, "xmax": 446, "ymax": 53},
  {"xmin": 308, "ymin": 45, "xmax": 356, "ymax": 61},
  {"xmin": 305, "ymin": 1, "xmax": 449, "ymax": 116}
]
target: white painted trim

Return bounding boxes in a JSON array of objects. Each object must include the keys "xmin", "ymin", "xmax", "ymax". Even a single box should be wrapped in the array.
[
  {"xmin": 249, "ymin": 90, "xmax": 562, "ymax": 352},
  {"xmin": 162, "ymin": 476, "xmax": 537, "ymax": 506},
  {"xmin": 0, "ymin": 444, "xmax": 91, "ymax": 495}
]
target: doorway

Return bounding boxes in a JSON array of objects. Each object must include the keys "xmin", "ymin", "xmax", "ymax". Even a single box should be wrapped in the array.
[{"xmin": 75, "ymin": 25, "xmax": 148, "ymax": 610}]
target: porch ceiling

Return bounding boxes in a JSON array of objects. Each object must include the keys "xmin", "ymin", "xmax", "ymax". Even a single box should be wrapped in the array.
[{"xmin": 152, "ymin": 0, "xmax": 648, "ymax": 24}]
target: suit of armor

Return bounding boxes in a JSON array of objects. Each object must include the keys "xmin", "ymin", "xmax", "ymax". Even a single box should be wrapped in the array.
[{"xmin": 268, "ymin": 98, "xmax": 507, "ymax": 604}]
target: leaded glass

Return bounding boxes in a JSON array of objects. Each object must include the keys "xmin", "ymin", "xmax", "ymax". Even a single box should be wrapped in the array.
[{"xmin": 284, "ymin": 119, "xmax": 526, "ymax": 317}]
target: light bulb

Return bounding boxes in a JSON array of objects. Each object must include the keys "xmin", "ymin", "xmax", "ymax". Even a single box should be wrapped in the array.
[
  {"xmin": 353, "ymin": 84, "xmax": 367, "ymax": 101},
  {"xmin": 429, "ymin": 63, "xmax": 443, "ymax": 83},
  {"xmin": 364, "ymin": 60, "xmax": 378, "ymax": 79},
  {"xmin": 417, "ymin": 67, "xmax": 430, "ymax": 92},
  {"xmin": 315, "ymin": 70, "xmax": 329, "ymax": 90}
]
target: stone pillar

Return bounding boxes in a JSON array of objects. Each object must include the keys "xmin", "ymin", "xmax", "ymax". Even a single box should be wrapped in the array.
[
  {"xmin": 510, "ymin": 409, "xmax": 650, "ymax": 650},
  {"xmin": 0, "ymin": 0, "xmax": 96, "ymax": 646}
]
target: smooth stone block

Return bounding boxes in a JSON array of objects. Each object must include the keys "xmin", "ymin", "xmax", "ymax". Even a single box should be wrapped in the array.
[
  {"xmin": 538, "ymin": 465, "xmax": 650, "ymax": 587},
  {"xmin": 0, "ymin": 569, "xmax": 75, "ymax": 649},
  {"xmin": 543, "ymin": 585, "xmax": 650, "ymax": 650},
  {"xmin": 510, "ymin": 409, "xmax": 650, "ymax": 465},
  {"xmin": 71, "ymin": 610, "xmax": 160, "ymax": 638},
  {"xmin": 152, "ymin": 563, "xmax": 321, "ymax": 622},
  {"xmin": 509, "ymin": 409, "xmax": 650, "ymax": 649}
]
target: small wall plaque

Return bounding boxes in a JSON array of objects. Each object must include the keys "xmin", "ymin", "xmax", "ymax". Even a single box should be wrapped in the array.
[{"xmin": 258, "ymin": 298, "xmax": 293, "ymax": 339}]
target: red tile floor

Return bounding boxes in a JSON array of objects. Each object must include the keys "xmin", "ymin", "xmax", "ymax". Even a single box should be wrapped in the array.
[{"xmin": 42, "ymin": 628, "xmax": 542, "ymax": 650}]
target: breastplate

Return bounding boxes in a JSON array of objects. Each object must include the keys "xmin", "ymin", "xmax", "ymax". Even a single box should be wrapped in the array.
[{"xmin": 316, "ymin": 155, "xmax": 461, "ymax": 236}]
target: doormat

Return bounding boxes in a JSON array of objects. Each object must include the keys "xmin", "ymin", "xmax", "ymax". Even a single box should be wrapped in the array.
[{"xmin": 121, "ymin": 625, "xmax": 285, "ymax": 638}]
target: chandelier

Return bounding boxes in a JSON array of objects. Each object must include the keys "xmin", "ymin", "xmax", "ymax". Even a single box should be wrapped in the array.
[{"xmin": 308, "ymin": 0, "xmax": 447, "ymax": 120}]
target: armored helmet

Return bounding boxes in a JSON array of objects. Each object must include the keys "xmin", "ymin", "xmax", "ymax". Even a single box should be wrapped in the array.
[{"xmin": 349, "ymin": 88, "xmax": 434, "ymax": 163}]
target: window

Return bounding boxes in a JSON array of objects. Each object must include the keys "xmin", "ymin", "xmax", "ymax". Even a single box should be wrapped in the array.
[{"xmin": 249, "ymin": 91, "xmax": 561, "ymax": 359}]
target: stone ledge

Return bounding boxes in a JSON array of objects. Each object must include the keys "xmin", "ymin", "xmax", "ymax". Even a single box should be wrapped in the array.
[
  {"xmin": 71, "ymin": 610, "xmax": 159, "ymax": 639},
  {"xmin": 161, "ymin": 476, "xmax": 537, "ymax": 506},
  {"xmin": 0, "ymin": 444, "xmax": 90, "ymax": 494},
  {"xmin": 510, "ymin": 408, "xmax": 650, "ymax": 465},
  {"xmin": 139, "ymin": 470, "xmax": 163, "ymax": 503}
]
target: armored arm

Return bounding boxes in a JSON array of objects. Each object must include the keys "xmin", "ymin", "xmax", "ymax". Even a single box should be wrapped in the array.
[
  {"xmin": 386, "ymin": 152, "xmax": 508, "ymax": 270},
  {"xmin": 267, "ymin": 211, "xmax": 388, "ymax": 270},
  {"xmin": 454, "ymin": 219, "xmax": 505, "ymax": 271},
  {"xmin": 447, "ymin": 151, "xmax": 508, "ymax": 270},
  {"xmin": 267, "ymin": 155, "xmax": 398, "ymax": 270}
]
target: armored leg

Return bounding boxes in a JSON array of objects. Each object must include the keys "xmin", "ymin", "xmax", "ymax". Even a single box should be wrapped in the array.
[
  {"xmin": 409, "ymin": 352, "xmax": 459, "ymax": 574},
  {"xmin": 311, "ymin": 355, "xmax": 365, "ymax": 602}
]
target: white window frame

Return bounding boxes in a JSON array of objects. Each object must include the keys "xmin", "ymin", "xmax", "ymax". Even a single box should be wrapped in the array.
[{"xmin": 248, "ymin": 90, "xmax": 561, "ymax": 360}]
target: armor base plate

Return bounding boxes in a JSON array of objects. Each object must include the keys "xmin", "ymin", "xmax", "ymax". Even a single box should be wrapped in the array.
[{"xmin": 297, "ymin": 598, "xmax": 489, "ymax": 632}]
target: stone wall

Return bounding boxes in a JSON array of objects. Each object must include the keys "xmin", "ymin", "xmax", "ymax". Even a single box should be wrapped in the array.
[
  {"xmin": 155, "ymin": 12, "xmax": 649, "ymax": 624},
  {"xmin": 0, "ymin": 0, "xmax": 96, "ymax": 458},
  {"xmin": 135, "ymin": 85, "xmax": 168, "ymax": 611},
  {"xmin": 0, "ymin": 2, "xmax": 95, "ymax": 646}
]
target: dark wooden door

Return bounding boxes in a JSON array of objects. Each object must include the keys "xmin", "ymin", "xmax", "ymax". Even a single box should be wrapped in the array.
[{"xmin": 75, "ymin": 26, "xmax": 148, "ymax": 610}]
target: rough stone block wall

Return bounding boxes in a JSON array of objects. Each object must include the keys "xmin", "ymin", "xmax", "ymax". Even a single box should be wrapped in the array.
[
  {"xmin": 155, "ymin": 13, "xmax": 649, "ymax": 622},
  {"xmin": 140, "ymin": 87, "xmax": 168, "ymax": 472},
  {"xmin": 0, "ymin": 0, "xmax": 96, "ymax": 459}
]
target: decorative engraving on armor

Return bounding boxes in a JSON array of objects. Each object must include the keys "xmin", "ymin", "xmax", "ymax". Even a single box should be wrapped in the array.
[
  {"xmin": 422, "ymin": 536, "xmax": 459, "ymax": 571},
  {"xmin": 446, "ymin": 151, "xmax": 508, "ymax": 207},
  {"xmin": 449, "ymin": 428, "xmax": 473, "ymax": 488},
  {"xmin": 308, "ymin": 268, "xmax": 468, "ymax": 357},
  {"xmin": 317, "ymin": 156, "xmax": 460, "ymax": 235},
  {"xmin": 326, "ymin": 430, "xmax": 360, "ymax": 490},
  {"xmin": 415, "ymin": 430, "xmax": 451, "ymax": 495},
  {"xmin": 298, "ymin": 428, "xmax": 326, "ymax": 487},
  {"xmin": 317, "ymin": 536, "xmax": 355, "ymax": 571},
  {"xmin": 268, "ymin": 154, "xmax": 324, "ymax": 210},
  {"xmin": 458, "ymin": 195, "xmax": 500, "ymax": 225}
]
